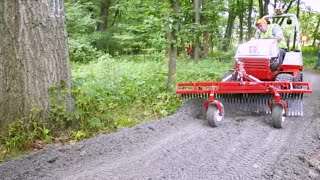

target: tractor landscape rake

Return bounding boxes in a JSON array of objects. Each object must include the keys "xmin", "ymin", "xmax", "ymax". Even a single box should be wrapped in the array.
[
  {"xmin": 176, "ymin": 12, "xmax": 314, "ymax": 128},
  {"xmin": 177, "ymin": 75, "xmax": 311, "ymax": 128}
]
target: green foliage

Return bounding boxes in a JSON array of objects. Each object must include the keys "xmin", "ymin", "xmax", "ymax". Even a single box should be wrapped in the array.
[
  {"xmin": 65, "ymin": 1, "xmax": 105, "ymax": 63},
  {"xmin": 0, "ymin": 50, "xmax": 232, "ymax": 161},
  {"xmin": 177, "ymin": 56, "xmax": 234, "ymax": 82},
  {"xmin": 1, "ymin": 109, "xmax": 52, "ymax": 154},
  {"xmin": 69, "ymin": 38, "xmax": 105, "ymax": 63},
  {"xmin": 72, "ymin": 54, "xmax": 180, "ymax": 127},
  {"xmin": 302, "ymin": 46, "xmax": 318, "ymax": 68},
  {"xmin": 65, "ymin": 1, "xmax": 98, "ymax": 36}
]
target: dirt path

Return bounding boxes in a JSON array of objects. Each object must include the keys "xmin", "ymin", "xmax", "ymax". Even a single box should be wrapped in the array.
[{"xmin": 1, "ymin": 71, "xmax": 320, "ymax": 180}]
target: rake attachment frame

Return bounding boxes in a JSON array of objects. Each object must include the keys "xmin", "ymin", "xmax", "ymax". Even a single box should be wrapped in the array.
[{"xmin": 176, "ymin": 80, "xmax": 312, "ymax": 124}]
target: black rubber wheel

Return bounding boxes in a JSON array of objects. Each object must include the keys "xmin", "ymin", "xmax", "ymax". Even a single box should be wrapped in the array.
[
  {"xmin": 293, "ymin": 72, "xmax": 303, "ymax": 82},
  {"xmin": 272, "ymin": 103, "xmax": 285, "ymax": 128},
  {"xmin": 207, "ymin": 103, "xmax": 224, "ymax": 127},
  {"xmin": 293, "ymin": 72, "xmax": 303, "ymax": 89},
  {"xmin": 275, "ymin": 73, "xmax": 293, "ymax": 82}
]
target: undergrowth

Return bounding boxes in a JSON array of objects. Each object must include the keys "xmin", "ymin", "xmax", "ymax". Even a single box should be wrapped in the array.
[
  {"xmin": 302, "ymin": 46, "xmax": 318, "ymax": 69},
  {"xmin": 0, "ymin": 52, "xmax": 233, "ymax": 162}
]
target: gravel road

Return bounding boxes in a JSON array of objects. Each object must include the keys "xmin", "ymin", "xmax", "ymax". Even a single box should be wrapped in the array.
[{"xmin": 1, "ymin": 71, "xmax": 320, "ymax": 180}]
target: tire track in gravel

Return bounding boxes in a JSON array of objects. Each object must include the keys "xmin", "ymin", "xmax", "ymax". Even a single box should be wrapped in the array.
[
  {"xmin": 0, "ymin": 71, "xmax": 319, "ymax": 180},
  {"xmin": 260, "ymin": 70, "xmax": 320, "ymax": 180},
  {"xmin": 61, "ymin": 121, "xmax": 208, "ymax": 180}
]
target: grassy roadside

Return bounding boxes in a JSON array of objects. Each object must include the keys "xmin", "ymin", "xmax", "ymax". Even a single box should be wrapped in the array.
[{"xmin": 0, "ymin": 53, "xmax": 233, "ymax": 163}]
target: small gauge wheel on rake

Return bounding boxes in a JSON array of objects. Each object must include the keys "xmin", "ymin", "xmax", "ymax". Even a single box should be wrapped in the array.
[
  {"xmin": 207, "ymin": 103, "xmax": 225, "ymax": 127},
  {"xmin": 271, "ymin": 103, "xmax": 286, "ymax": 128}
]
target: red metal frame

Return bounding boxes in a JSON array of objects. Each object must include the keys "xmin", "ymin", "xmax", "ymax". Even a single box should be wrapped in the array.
[
  {"xmin": 176, "ymin": 81, "xmax": 311, "ymax": 114},
  {"xmin": 237, "ymin": 57, "xmax": 303, "ymax": 81},
  {"xmin": 176, "ymin": 81, "xmax": 312, "ymax": 95}
]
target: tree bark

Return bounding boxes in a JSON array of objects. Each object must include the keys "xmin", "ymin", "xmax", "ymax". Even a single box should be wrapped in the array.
[
  {"xmin": 164, "ymin": 0, "xmax": 178, "ymax": 91},
  {"xmin": 292, "ymin": 0, "xmax": 300, "ymax": 49},
  {"xmin": 223, "ymin": 0, "xmax": 237, "ymax": 51},
  {"xmin": 246, "ymin": 0, "xmax": 254, "ymax": 40},
  {"xmin": 193, "ymin": 0, "xmax": 201, "ymax": 60},
  {"xmin": 202, "ymin": 0, "xmax": 209, "ymax": 58},
  {"xmin": 97, "ymin": 0, "xmax": 112, "ymax": 32},
  {"xmin": 97, "ymin": 0, "xmax": 112, "ymax": 49},
  {"xmin": 258, "ymin": 0, "xmax": 264, "ymax": 18},
  {"xmin": 0, "ymin": 0, "xmax": 72, "ymax": 131},
  {"xmin": 263, "ymin": 0, "xmax": 270, "ymax": 16},
  {"xmin": 238, "ymin": 0, "xmax": 244, "ymax": 43},
  {"xmin": 312, "ymin": 17, "xmax": 320, "ymax": 47}
]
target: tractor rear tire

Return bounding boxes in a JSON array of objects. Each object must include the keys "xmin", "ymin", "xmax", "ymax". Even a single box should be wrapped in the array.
[
  {"xmin": 275, "ymin": 73, "xmax": 293, "ymax": 82},
  {"xmin": 293, "ymin": 72, "xmax": 303, "ymax": 89},
  {"xmin": 272, "ymin": 103, "xmax": 285, "ymax": 128},
  {"xmin": 293, "ymin": 72, "xmax": 303, "ymax": 82},
  {"xmin": 207, "ymin": 103, "xmax": 224, "ymax": 127}
]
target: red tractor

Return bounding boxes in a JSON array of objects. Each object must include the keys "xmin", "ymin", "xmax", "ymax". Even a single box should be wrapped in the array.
[
  {"xmin": 176, "ymin": 13, "xmax": 312, "ymax": 128},
  {"xmin": 227, "ymin": 13, "xmax": 303, "ymax": 83}
]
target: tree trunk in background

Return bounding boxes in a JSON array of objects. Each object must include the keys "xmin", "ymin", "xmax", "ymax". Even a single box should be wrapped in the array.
[
  {"xmin": 97, "ymin": 0, "xmax": 112, "ymax": 49},
  {"xmin": 293, "ymin": 0, "xmax": 300, "ymax": 49},
  {"xmin": 193, "ymin": 0, "xmax": 201, "ymax": 60},
  {"xmin": 202, "ymin": 0, "xmax": 209, "ymax": 58},
  {"xmin": 238, "ymin": 0, "xmax": 244, "ymax": 43},
  {"xmin": 0, "ymin": 0, "xmax": 72, "ymax": 131},
  {"xmin": 263, "ymin": 0, "xmax": 270, "ymax": 16},
  {"xmin": 223, "ymin": 0, "xmax": 237, "ymax": 51},
  {"xmin": 258, "ymin": 0, "xmax": 269, "ymax": 17},
  {"xmin": 246, "ymin": 0, "xmax": 254, "ymax": 40},
  {"xmin": 312, "ymin": 17, "xmax": 320, "ymax": 47},
  {"xmin": 98, "ymin": 0, "xmax": 112, "ymax": 31},
  {"xmin": 164, "ymin": 0, "xmax": 179, "ymax": 91},
  {"xmin": 258, "ymin": 0, "xmax": 264, "ymax": 18}
]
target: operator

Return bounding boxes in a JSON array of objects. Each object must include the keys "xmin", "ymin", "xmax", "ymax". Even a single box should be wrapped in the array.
[{"xmin": 255, "ymin": 18, "xmax": 287, "ymax": 65}]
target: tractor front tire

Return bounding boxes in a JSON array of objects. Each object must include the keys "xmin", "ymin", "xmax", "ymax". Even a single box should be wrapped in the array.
[
  {"xmin": 207, "ymin": 103, "xmax": 224, "ymax": 127},
  {"xmin": 272, "ymin": 103, "xmax": 285, "ymax": 128}
]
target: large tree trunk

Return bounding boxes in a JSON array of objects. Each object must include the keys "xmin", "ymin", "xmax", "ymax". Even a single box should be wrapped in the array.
[{"xmin": 0, "ymin": 0, "xmax": 72, "ymax": 131}]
